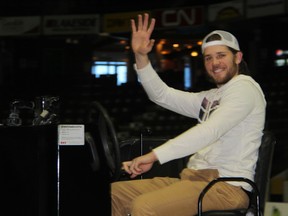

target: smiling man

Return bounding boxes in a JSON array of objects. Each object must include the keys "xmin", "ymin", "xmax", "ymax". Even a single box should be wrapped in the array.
[{"xmin": 111, "ymin": 13, "xmax": 266, "ymax": 216}]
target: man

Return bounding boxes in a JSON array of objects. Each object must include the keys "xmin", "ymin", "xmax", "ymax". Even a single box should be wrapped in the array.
[{"xmin": 111, "ymin": 13, "xmax": 266, "ymax": 216}]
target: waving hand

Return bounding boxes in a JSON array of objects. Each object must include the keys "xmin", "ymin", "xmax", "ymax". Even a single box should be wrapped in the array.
[{"xmin": 130, "ymin": 13, "xmax": 156, "ymax": 68}]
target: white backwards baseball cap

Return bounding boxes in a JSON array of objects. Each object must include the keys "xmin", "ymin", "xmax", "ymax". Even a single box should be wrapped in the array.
[{"xmin": 201, "ymin": 30, "xmax": 240, "ymax": 53}]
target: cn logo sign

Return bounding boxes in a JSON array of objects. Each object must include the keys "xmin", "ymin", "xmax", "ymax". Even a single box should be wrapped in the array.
[{"xmin": 155, "ymin": 7, "xmax": 204, "ymax": 28}]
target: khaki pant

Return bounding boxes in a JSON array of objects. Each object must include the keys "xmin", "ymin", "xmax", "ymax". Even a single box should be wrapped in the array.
[{"xmin": 111, "ymin": 168, "xmax": 249, "ymax": 216}]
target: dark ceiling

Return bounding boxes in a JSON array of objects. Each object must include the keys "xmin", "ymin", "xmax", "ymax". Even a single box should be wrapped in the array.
[
  {"xmin": 2, "ymin": 0, "xmax": 287, "ymax": 55},
  {"xmin": 0, "ymin": 0, "xmax": 237, "ymax": 46},
  {"xmin": 1, "ymin": 0, "xmax": 228, "ymax": 16}
]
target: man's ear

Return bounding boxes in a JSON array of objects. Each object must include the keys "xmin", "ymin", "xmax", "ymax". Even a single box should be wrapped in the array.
[{"xmin": 235, "ymin": 51, "xmax": 243, "ymax": 64}]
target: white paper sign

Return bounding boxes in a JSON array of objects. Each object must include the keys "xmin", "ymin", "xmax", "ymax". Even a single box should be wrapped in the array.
[
  {"xmin": 58, "ymin": 124, "xmax": 85, "ymax": 146},
  {"xmin": 264, "ymin": 202, "xmax": 288, "ymax": 216}
]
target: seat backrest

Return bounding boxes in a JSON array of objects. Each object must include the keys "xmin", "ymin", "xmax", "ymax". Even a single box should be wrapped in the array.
[
  {"xmin": 197, "ymin": 131, "xmax": 276, "ymax": 216},
  {"xmin": 254, "ymin": 131, "xmax": 276, "ymax": 213}
]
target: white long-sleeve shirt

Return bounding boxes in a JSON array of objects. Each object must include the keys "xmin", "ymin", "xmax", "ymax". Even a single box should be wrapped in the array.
[{"xmin": 135, "ymin": 62, "xmax": 266, "ymax": 190}]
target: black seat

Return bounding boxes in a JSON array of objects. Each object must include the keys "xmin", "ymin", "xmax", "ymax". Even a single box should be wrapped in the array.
[
  {"xmin": 197, "ymin": 131, "xmax": 276, "ymax": 216},
  {"xmin": 118, "ymin": 131, "xmax": 276, "ymax": 216}
]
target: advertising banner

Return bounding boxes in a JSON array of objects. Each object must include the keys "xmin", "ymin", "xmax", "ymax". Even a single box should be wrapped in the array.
[
  {"xmin": 43, "ymin": 14, "xmax": 100, "ymax": 35},
  {"xmin": 246, "ymin": 0, "xmax": 285, "ymax": 18},
  {"xmin": 154, "ymin": 6, "xmax": 204, "ymax": 28},
  {"xmin": 103, "ymin": 11, "xmax": 151, "ymax": 33},
  {"xmin": 0, "ymin": 16, "xmax": 41, "ymax": 36},
  {"xmin": 208, "ymin": 0, "xmax": 244, "ymax": 22}
]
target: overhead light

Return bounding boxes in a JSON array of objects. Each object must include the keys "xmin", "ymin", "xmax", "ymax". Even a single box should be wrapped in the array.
[
  {"xmin": 190, "ymin": 51, "xmax": 198, "ymax": 57},
  {"xmin": 197, "ymin": 41, "xmax": 202, "ymax": 46}
]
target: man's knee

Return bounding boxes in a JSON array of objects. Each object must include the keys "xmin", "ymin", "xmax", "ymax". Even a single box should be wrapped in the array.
[{"xmin": 131, "ymin": 195, "xmax": 157, "ymax": 216}]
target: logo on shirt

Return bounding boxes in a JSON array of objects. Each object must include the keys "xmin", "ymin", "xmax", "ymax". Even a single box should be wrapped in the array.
[{"xmin": 199, "ymin": 97, "xmax": 220, "ymax": 122}]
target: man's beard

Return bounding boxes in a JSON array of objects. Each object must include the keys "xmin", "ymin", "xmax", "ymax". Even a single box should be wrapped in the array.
[{"xmin": 207, "ymin": 65, "xmax": 238, "ymax": 86}]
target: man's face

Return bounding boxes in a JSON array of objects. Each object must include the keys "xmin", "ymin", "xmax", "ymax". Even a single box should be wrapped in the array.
[{"xmin": 203, "ymin": 45, "xmax": 242, "ymax": 87}]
